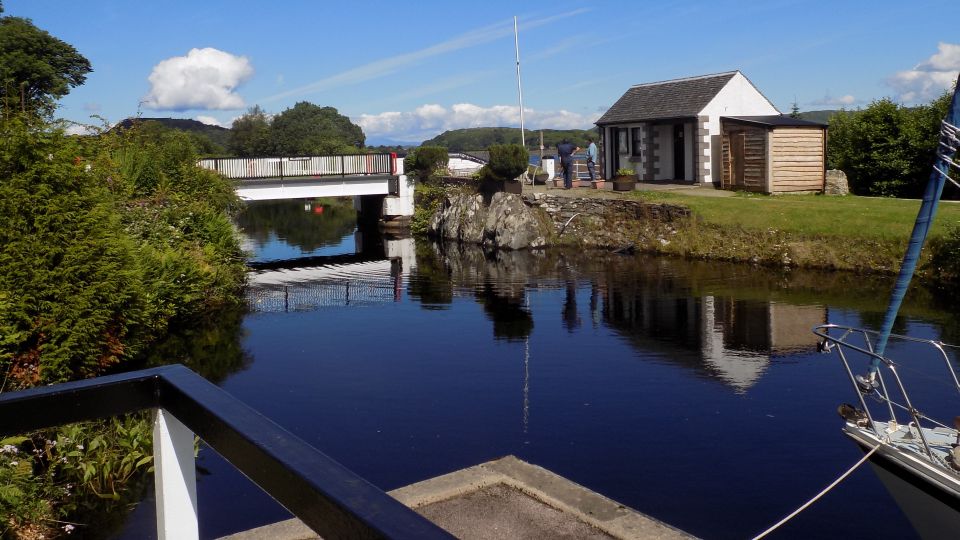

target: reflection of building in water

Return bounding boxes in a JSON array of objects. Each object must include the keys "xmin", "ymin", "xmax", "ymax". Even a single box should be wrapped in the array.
[{"xmin": 605, "ymin": 287, "xmax": 825, "ymax": 392}]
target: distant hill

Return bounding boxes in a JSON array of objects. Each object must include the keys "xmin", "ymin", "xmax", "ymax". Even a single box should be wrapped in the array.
[
  {"xmin": 117, "ymin": 117, "xmax": 232, "ymax": 150},
  {"xmin": 421, "ymin": 127, "xmax": 599, "ymax": 153},
  {"xmin": 798, "ymin": 110, "xmax": 843, "ymax": 124}
]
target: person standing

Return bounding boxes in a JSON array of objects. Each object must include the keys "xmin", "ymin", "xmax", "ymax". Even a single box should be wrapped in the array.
[
  {"xmin": 586, "ymin": 137, "xmax": 598, "ymax": 182},
  {"xmin": 556, "ymin": 138, "xmax": 580, "ymax": 189}
]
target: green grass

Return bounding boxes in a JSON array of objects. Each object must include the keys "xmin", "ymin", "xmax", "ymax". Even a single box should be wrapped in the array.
[{"xmin": 632, "ymin": 192, "xmax": 960, "ymax": 241}]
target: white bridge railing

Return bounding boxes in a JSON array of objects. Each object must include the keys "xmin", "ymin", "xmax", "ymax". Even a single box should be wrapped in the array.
[{"xmin": 199, "ymin": 154, "xmax": 396, "ymax": 180}]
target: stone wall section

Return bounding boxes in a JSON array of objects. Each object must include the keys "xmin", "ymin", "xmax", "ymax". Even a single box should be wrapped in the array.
[
  {"xmin": 698, "ymin": 115, "xmax": 711, "ymax": 184},
  {"xmin": 523, "ymin": 193, "xmax": 690, "ymax": 225}
]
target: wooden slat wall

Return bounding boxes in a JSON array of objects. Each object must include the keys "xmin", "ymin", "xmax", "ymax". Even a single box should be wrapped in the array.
[
  {"xmin": 770, "ymin": 127, "xmax": 825, "ymax": 193},
  {"xmin": 720, "ymin": 124, "xmax": 767, "ymax": 191}
]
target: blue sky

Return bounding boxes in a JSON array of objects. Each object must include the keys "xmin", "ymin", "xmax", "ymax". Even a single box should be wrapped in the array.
[{"xmin": 8, "ymin": 0, "xmax": 960, "ymax": 144}]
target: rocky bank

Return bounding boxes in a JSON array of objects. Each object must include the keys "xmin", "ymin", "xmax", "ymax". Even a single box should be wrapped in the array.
[{"xmin": 428, "ymin": 191, "xmax": 690, "ymax": 250}]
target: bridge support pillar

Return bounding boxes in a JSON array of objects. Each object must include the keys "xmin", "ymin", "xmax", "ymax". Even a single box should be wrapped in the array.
[{"xmin": 382, "ymin": 174, "xmax": 414, "ymax": 228}]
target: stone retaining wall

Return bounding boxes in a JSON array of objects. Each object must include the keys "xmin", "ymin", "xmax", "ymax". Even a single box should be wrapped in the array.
[{"xmin": 522, "ymin": 193, "xmax": 690, "ymax": 225}]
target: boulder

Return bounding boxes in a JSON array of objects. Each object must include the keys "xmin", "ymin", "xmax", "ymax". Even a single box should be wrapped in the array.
[
  {"xmin": 825, "ymin": 169, "xmax": 849, "ymax": 195},
  {"xmin": 429, "ymin": 192, "xmax": 549, "ymax": 250}
]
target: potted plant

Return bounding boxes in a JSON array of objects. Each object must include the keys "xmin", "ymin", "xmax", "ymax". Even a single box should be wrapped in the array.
[
  {"xmin": 613, "ymin": 167, "xmax": 637, "ymax": 191},
  {"xmin": 482, "ymin": 144, "xmax": 528, "ymax": 194}
]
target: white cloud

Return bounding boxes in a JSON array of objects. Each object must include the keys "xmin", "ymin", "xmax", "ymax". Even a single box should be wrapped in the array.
[
  {"xmin": 143, "ymin": 48, "xmax": 254, "ymax": 111},
  {"xmin": 195, "ymin": 115, "xmax": 229, "ymax": 128},
  {"xmin": 355, "ymin": 103, "xmax": 598, "ymax": 143},
  {"xmin": 888, "ymin": 42, "xmax": 960, "ymax": 104},
  {"xmin": 63, "ymin": 124, "xmax": 97, "ymax": 136},
  {"xmin": 809, "ymin": 94, "xmax": 857, "ymax": 107}
]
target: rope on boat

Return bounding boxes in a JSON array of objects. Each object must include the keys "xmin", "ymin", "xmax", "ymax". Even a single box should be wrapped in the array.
[{"xmin": 751, "ymin": 444, "xmax": 881, "ymax": 540}]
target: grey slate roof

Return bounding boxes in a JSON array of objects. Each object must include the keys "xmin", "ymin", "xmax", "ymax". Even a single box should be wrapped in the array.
[
  {"xmin": 722, "ymin": 115, "xmax": 827, "ymax": 128},
  {"xmin": 596, "ymin": 71, "xmax": 738, "ymax": 125}
]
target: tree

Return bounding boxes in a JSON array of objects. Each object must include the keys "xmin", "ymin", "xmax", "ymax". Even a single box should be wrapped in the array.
[
  {"xmin": 404, "ymin": 145, "xmax": 449, "ymax": 181},
  {"xmin": 789, "ymin": 100, "xmax": 800, "ymax": 118},
  {"xmin": 229, "ymin": 105, "xmax": 272, "ymax": 157},
  {"xmin": 269, "ymin": 101, "xmax": 365, "ymax": 155},
  {"xmin": 827, "ymin": 92, "xmax": 955, "ymax": 198},
  {"xmin": 0, "ymin": 11, "xmax": 92, "ymax": 116}
]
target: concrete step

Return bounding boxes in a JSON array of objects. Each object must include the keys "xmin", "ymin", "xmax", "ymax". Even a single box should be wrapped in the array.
[{"xmin": 219, "ymin": 455, "xmax": 696, "ymax": 540}]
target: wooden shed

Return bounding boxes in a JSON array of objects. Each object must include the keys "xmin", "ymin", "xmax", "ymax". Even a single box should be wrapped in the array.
[{"xmin": 720, "ymin": 116, "xmax": 827, "ymax": 194}]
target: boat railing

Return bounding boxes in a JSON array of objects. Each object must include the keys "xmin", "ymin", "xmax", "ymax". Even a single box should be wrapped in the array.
[
  {"xmin": 0, "ymin": 364, "xmax": 453, "ymax": 540},
  {"xmin": 813, "ymin": 323, "xmax": 960, "ymax": 465}
]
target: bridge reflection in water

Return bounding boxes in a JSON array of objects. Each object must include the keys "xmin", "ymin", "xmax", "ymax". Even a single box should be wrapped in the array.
[{"xmin": 245, "ymin": 238, "xmax": 414, "ymax": 312}]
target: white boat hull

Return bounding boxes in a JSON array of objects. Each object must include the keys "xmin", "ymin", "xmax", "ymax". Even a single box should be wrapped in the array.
[{"xmin": 846, "ymin": 425, "xmax": 960, "ymax": 540}]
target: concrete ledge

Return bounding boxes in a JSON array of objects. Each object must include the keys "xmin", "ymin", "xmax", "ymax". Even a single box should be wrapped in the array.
[{"xmin": 219, "ymin": 456, "xmax": 695, "ymax": 540}]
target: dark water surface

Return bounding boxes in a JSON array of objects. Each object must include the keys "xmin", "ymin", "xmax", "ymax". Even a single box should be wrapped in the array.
[{"xmin": 123, "ymin": 199, "xmax": 960, "ymax": 539}]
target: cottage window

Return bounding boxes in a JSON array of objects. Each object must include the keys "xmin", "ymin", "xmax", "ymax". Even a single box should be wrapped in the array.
[{"xmin": 630, "ymin": 128, "xmax": 642, "ymax": 157}]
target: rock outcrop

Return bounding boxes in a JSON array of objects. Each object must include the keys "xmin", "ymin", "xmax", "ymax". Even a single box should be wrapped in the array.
[{"xmin": 429, "ymin": 192, "xmax": 549, "ymax": 250}]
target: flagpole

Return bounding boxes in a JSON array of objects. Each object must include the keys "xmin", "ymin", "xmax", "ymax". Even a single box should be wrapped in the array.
[{"xmin": 514, "ymin": 16, "xmax": 525, "ymax": 150}]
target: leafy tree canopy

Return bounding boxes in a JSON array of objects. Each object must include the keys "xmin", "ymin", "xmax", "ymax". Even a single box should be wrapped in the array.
[
  {"xmin": 0, "ymin": 11, "xmax": 92, "ymax": 116},
  {"xmin": 228, "ymin": 102, "xmax": 366, "ymax": 156},
  {"xmin": 827, "ymin": 92, "xmax": 953, "ymax": 198},
  {"xmin": 229, "ymin": 105, "xmax": 272, "ymax": 157},
  {"xmin": 271, "ymin": 101, "xmax": 365, "ymax": 155}
]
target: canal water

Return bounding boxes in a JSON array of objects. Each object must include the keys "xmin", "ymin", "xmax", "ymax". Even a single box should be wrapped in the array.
[{"xmin": 122, "ymin": 198, "xmax": 960, "ymax": 539}]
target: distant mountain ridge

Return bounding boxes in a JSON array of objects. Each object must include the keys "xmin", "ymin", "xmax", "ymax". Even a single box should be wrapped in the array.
[
  {"xmin": 797, "ymin": 110, "xmax": 841, "ymax": 123},
  {"xmin": 421, "ymin": 127, "xmax": 599, "ymax": 152},
  {"xmin": 116, "ymin": 117, "xmax": 231, "ymax": 149}
]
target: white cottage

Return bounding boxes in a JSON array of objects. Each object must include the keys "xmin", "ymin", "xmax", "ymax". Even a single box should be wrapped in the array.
[{"xmin": 595, "ymin": 71, "xmax": 779, "ymax": 185}]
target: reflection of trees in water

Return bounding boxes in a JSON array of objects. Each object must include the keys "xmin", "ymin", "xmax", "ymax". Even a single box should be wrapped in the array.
[
  {"xmin": 409, "ymin": 239, "xmax": 960, "ymax": 353},
  {"xmin": 408, "ymin": 240, "xmax": 454, "ymax": 308},
  {"xmin": 130, "ymin": 305, "xmax": 251, "ymax": 383},
  {"xmin": 479, "ymin": 282, "xmax": 534, "ymax": 341},
  {"xmin": 413, "ymin": 242, "xmax": 536, "ymax": 339},
  {"xmin": 236, "ymin": 198, "xmax": 357, "ymax": 252}
]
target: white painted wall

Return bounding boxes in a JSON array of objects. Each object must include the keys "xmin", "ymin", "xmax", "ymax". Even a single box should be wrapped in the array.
[
  {"xmin": 383, "ymin": 174, "xmax": 414, "ymax": 218},
  {"xmin": 236, "ymin": 178, "xmax": 390, "ymax": 201},
  {"xmin": 699, "ymin": 72, "xmax": 779, "ymax": 184},
  {"xmin": 447, "ymin": 156, "xmax": 484, "ymax": 174}
]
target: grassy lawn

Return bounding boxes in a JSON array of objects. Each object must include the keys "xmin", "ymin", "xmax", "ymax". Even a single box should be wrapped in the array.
[{"xmin": 632, "ymin": 191, "xmax": 960, "ymax": 241}]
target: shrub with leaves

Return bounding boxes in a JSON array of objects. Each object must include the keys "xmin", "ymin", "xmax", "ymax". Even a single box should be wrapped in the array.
[
  {"xmin": 0, "ymin": 114, "xmax": 245, "ymax": 536},
  {"xmin": 485, "ymin": 144, "xmax": 528, "ymax": 182},
  {"xmin": 404, "ymin": 146, "xmax": 448, "ymax": 182}
]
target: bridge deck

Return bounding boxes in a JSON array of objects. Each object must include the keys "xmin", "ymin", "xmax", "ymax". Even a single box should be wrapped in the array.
[{"xmin": 199, "ymin": 154, "xmax": 396, "ymax": 180}]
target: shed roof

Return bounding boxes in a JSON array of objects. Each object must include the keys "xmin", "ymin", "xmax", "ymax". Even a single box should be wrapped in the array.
[
  {"xmin": 723, "ymin": 115, "xmax": 827, "ymax": 128},
  {"xmin": 596, "ymin": 71, "xmax": 738, "ymax": 125}
]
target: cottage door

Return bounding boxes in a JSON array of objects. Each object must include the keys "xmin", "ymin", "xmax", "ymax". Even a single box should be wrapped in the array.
[
  {"xmin": 673, "ymin": 125, "xmax": 685, "ymax": 180},
  {"xmin": 610, "ymin": 127, "xmax": 620, "ymax": 173},
  {"xmin": 730, "ymin": 131, "xmax": 745, "ymax": 187}
]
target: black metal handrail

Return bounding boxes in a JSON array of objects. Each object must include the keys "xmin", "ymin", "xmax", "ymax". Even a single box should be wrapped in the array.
[{"xmin": 0, "ymin": 365, "xmax": 453, "ymax": 539}]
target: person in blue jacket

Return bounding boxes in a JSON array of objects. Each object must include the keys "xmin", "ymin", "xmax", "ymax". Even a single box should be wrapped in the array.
[
  {"xmin": 556, "ymin": 138, "xmax": 580, "ymax": 189},
  {"xmin": 586, "ymin": 137, "xmax": 598, "ymax": 182}
]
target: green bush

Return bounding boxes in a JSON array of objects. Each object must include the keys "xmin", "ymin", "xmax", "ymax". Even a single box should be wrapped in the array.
[
  {"xmin": 411, "ymin": 182, "xmax": 447, "ymax": 235},
  {"xmin": 486, "ymin": 144, "xmax": 528, "ymax": 181},
  {"xmin": 827, "ymin": 92, "xmax": 952, "ymax": 198},
  {"xmin": 0, "ymin": 415, "xmax": 156, "ymax": 539},
  {"xmin": 929, "ymin": 226, "xmax": 960, "ymax": 284},
  {"xmin": 405, "ymin": 146, "xmax": 449, "ymax": 181},
  {"xmin": 0, "ymin": 114, "xmax": 246, "ymax": 536}
]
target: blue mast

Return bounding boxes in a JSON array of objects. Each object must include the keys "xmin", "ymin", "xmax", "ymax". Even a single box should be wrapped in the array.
[{"xmin": 871, "ymin": 74, "xmax": 960, "ymax": 372}]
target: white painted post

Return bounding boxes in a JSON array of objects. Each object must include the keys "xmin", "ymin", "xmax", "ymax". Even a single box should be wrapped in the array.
[{"xmin": 153, "ymin": 408, "xmax": 199, "ymax": 540}]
